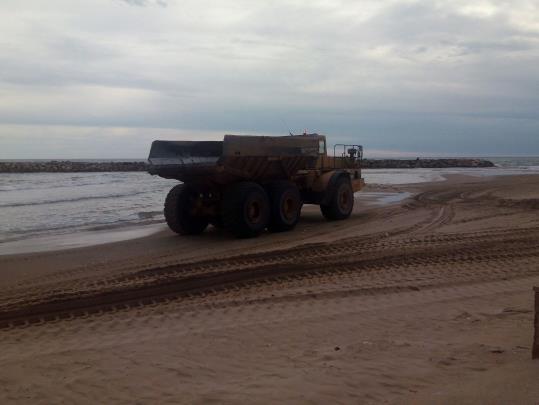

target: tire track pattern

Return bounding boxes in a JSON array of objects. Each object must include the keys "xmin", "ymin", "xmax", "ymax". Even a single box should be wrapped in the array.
[
  {"xmin": 1, "ymin": 225, "xmax": 539, "ymax": 329},
  {"xmin": 1, "ymin": 225, "xmax": 536, "ymax": 308}
]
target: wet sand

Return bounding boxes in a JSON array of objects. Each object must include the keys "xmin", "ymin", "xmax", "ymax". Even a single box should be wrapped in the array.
[{"xmin": 1, "ymin": 174, "xmax": 539, "ymax": 403}]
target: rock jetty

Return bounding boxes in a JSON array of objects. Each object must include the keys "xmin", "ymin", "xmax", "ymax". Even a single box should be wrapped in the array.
[
  {"xmin": 0, "ymin": 158, "xmax": 494, "ymax": 173},
  {"xmin": 0, "ymin": 161, "xmax": 147, "ymax": 173},
  {"xmin": 362, "ymin": 158, "xmax": 494, "ymax": 169}
]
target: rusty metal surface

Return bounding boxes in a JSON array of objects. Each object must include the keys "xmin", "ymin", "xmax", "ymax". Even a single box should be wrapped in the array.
[
  {"xmin": 316, "ymin": 155, "xmax": 361, "ymax": 171},
  {"xmin": 352, "ymin": 178, "xmax": 365, "ymax": 193},
  {"xmin": 222, "ymin": 135, "xmax": 320, "ymax": 157},
  {"xmin": 220, "ymin": 155, "xmax": 314, "ymax": 181},
  {"xmin": 534, "ymin": 287, "xmax": 539, "ymax": 359}
]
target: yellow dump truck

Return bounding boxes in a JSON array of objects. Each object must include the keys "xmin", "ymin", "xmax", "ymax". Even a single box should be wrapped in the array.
[{"xmin": 148, "ymin": 133, "xmax": 364, "ymax": 238}]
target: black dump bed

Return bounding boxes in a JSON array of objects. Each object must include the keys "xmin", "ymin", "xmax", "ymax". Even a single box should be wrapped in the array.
[
  {"xmin": 148, "ymin": 140, "xmax": 223, "ymax": 179},
  {"xmin": 148, "ymin": 134, "xmax": 323, "ymax": 184}
]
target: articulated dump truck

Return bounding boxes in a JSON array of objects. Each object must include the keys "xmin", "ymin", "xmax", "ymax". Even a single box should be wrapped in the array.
[{"xmin": 148, "ymin": 133, "xmax": 365, "ymax": 238}]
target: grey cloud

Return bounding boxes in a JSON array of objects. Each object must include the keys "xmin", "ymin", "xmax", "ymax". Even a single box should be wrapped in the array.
[
  {"xmin": 120, "ymin": 0, "xmax": 167, "ymax": 7},
  {"xmin": 0, "ymin": 0, "xmax": 538, "ymax": 157}
]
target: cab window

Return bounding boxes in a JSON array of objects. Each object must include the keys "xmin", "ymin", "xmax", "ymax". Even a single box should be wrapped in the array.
[{"xmin": 319, "ymin": 139, "xmax": 325, "ymax": 154}]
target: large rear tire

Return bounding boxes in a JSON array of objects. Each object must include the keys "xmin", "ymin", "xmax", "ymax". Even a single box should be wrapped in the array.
[
  {"xmin": 266, "ymin": 181, "xmax": 302, "ymax": 232},
  {"xmin": 222, "ymin": 182, "xmax": 270, "ymax": 238},
  {"xmin": 164, "ymin": 184, "xmax": 209, "ymax": 235},
  {"xmin": 320, "ymin": 176, "xmax": 354, "ymax": 220}
]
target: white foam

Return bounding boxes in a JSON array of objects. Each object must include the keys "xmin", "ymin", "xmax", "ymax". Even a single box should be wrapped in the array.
[
  {"xmin": 356, "ymin": 191, "xmax": 412, "ymax": 206},
  {"xmin": 0, "ymin": 224, "xmax": 165, "ymax": 256},
  {"xmin": 363, "ymin": 166, "xmax": 539, "ymax": 185},
  {"xmin": 363, "ymin": 169, "xmax": 446, "ymax": 185}
]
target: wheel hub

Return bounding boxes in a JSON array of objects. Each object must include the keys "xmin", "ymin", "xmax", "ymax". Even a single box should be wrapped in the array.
[
  {"xmin": 282, "ymin": 196, "xmax": 296, "ymax": 220},
  {"xmin": 339, "ymin": 188, "xmax": 351, "ymax": 211},
  {"xmin": 247, "ymin": 200, "xmax": 262, "ymax": 224}
]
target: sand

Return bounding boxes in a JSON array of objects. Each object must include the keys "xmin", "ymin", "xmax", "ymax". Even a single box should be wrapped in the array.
[{"xmin": 1, "ymin": 174, "xmax": 539, "ymax": 404}]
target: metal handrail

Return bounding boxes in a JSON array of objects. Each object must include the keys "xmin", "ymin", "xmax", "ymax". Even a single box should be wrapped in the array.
[{"xmin": 333, "ymin": 144, "xmax": 363, "ymax": 168}]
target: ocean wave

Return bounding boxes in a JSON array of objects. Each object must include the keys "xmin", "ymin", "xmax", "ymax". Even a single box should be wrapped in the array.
[
  {"xmin": 137, "ymin": 210, "xmax": 162, "ymax": 219},
  {"xmin": 0, "ymin": 216, "xmax": 166, "ymax": 244},
  {"xmin": 0, "ymin": 190, "xmax": 150, "ymax": 208},
  {"xmin": 0, "ymin": 171, "xmax": 152, "ymax": 192}
]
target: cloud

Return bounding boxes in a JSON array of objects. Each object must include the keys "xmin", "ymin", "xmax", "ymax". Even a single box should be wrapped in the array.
[
  {"xmin": 119, "ymin": 0, "xmax": 167, "ymax": 7},
  {"xmin": 0, "ymin": 0, "xmax": 538, "ymax": 157}
]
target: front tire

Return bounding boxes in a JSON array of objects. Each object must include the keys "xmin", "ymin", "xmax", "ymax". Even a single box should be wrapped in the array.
[
  {"xmin": 222, "ymin": 182, "xmax": 270, "ymax": 238},
  {"xmin": 164, "ymin": 184, "xmax": 209, "ymax": 235},
  {"xmin": 266, "ymin": 181, "xmax": 302, "ymax": 232},
  {"xmin": 320, "ymin": 176, "xmax": 354, "ymax": 220}
]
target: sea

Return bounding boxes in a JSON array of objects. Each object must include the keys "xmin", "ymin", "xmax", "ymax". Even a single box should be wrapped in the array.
[{"xmin": 1, "ymin": 157, "xmax": 538, "ymax": 254}]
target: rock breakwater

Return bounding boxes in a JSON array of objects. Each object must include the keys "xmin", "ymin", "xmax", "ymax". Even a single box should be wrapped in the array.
[
  {"xmin": 0, "ymin": 161, "xmax": 147, "ymax": 173},
  {"xmin": 362, "ymin": 158, "xmax": 494, "ymax": 169},
  {"xmin": 0, "ymin": 158, "xmax": 494, "ymax": 173}
]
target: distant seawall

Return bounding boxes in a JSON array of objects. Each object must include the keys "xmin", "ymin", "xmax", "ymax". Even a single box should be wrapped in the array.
[
  {"xmin": 0, "ymin": 158, "xmax": 494, "ymax": 173},
  {"xmin": 0, "ymin": 161, "xmax": 147, "ymax": 173},
  {"xmin": 362, "ymin": 158, "xmax": 495, "ymax": 169}
]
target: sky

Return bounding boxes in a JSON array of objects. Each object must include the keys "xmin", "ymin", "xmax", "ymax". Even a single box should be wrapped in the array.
[{"xmin": 0, "ymin": 0, "xmax": 538, "ymax": 158}]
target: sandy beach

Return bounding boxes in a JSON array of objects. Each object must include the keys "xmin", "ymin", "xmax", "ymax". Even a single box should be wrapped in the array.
[{"xmin": 1, "ymin": 173, "xmax": 539, "ymax": 403}]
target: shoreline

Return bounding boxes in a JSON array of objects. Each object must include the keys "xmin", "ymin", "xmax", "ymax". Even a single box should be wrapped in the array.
[
  {"xmin": 0, "ymin": 223, "xmax": 166, "ymax": 256},
  {"xmin": 1, "ymin": 171, "xmax": 536, "ymax": 256},
  {"xmin": 0, "ymin": 185, "xmax": 414, "ymax": 256}
]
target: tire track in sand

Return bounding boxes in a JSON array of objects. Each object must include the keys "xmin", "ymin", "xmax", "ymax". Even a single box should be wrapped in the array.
[
  {"xmin": 1, "ymin": 226, "xmax": 538, "ymax": 329},
  {"xmin": 0, "ymin": 224, "xmax": 536, "ymax": 309}
]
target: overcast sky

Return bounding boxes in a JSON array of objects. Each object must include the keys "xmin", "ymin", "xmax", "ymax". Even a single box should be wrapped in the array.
[{"xmin": 1, "ymin": 0, "xmax": 538, "ymax": 158}]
